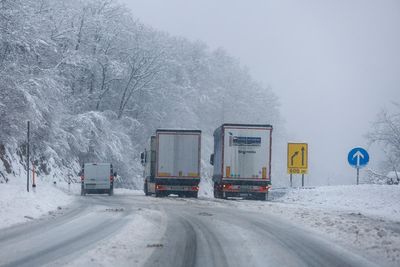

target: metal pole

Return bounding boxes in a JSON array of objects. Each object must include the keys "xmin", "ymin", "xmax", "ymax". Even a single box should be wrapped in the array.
[
  {"xmin": 27, "ymin": 121, "xmax": 30, "ymax": 192},
  {"xmin": 302, "ymin": 174, "xmax": 304, "ymax": 187},
  {"xmin": 356, "ymin": 167, "xmax": 359, "ymax": 185},
  {"xmin": 290, "ymin": 174, "xmax": 293, "ymax": 187}
]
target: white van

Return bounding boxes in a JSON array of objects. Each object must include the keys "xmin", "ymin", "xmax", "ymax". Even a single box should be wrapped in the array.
[{"xmin": 80, "ymin": 163, "xmax": 116, "ymax": 196}]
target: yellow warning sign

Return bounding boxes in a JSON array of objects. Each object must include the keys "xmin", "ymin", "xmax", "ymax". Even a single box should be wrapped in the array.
[{"xmin": 287, "ymin": 143, "xmax": 308, "ymax": 174}]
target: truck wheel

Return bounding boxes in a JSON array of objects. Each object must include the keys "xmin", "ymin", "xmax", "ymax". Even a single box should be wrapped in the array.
[
  {"xmin": 144, "ymin": 181, "xmax": 151, "ymax": 196},
  {"xmin": 256, "ymin": 193, "xmax": 266, "ymax": 201},
  {"xmin": 155, "ymin": 191, "xmax": 163, "ymax": 198},
  {"xmin": 214, "ymin": 183, "xmax": 221, "ymax": 199},
  {"xmin": 108, "ymin": 188, "xmax": 114, "ymax": 196},
  {"xmin": 192, "ymin": 192, "xmax": 198, "ymax": 198},
  {"xmin": 81, "ymin": 183, "xmax": 86, "ymax": 196}
]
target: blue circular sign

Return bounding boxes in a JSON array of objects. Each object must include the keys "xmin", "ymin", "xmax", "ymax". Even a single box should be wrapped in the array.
[{"xmin": 348, "ymin": 147, "xmax": 369, "ymax": 168}]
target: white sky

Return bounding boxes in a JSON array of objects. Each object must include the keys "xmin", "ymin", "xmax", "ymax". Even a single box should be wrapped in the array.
[{"xmin": 119, "ymin": 0, "xmax": 400, "ymax": 186}]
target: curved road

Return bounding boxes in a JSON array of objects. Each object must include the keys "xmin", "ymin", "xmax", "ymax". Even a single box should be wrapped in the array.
[{"xmin": 0, "ymin": 194, "xmax": 379, "ymax": 267}]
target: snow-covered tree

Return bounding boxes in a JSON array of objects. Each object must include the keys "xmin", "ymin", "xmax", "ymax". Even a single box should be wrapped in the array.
[
  {"xmin": 366, "ymin": 103, "xmax": 400, "ymax": 184},
  {"xmin": 0, "ymin": 0, "xmax": 282, "ymax": 188}
]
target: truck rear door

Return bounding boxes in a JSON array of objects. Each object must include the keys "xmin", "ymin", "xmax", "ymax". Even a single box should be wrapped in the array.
[
  {"xmin": 157, "ymin": 132, "xmax": 200, "ymax": 178},
  {"xmin": 223, "ymin": 127, "xmax": 270, "ymax": 180}
]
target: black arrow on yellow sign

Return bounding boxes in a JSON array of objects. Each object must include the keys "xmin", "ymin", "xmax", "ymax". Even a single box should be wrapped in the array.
[
  {"xmin": 291, "ymin": 151, "xmax": 299, "ymax": 166},
  {"xmin": 301, "ymin": 146, "xmax": 305, "ymax": 166}
]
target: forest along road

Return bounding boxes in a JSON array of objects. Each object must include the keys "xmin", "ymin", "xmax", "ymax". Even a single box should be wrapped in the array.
[{"xmin": 0, "ymin": 195, "xmax": 379, "ymax": 267}]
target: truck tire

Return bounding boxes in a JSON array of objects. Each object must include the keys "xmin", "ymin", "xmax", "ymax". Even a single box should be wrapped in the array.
[
  {"xmin": 192, "ymin": 192, "xmax": 198, "ymax": 198},
  {"xmin": 81, "ymin": 183, "xmax": 86, "ymax": 196},
  {"xmin": 255, "ymin": 193, "xmax": 266, "ymax": 201},
  {"xmin": 144, "ymin": 181, "xmax": 151, "ymax": 196},
  {"xmin": 108, "ymin": 188, "xmax": 114, "ymax": 196},
  {"xmin": 213, "ymin": 183, "xmax": 221, "ymax": 199}
]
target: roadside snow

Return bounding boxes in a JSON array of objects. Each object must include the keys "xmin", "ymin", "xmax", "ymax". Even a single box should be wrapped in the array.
[
  {"xmin": 0, "ymin": 179, "xmax": 75, "ymax": 229},
  {"xmin": 231, "ymin": 185, "xmax": 400, "ymax": 267},
  {"xmin": 277, "ymin": 185, "xmax": 400, "ymax": 221}
]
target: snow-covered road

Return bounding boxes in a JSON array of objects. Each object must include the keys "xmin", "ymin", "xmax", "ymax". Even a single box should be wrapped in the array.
[{"xmin": 0, "ymin": 193, "xmax": 383, "ymax": 267}]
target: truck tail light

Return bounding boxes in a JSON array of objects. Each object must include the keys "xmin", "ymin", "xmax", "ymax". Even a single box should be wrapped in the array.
[
  {"xmin": 156, "ymin": 184, "xmax": 166, "ymax": 191},
  {"xmin": 262, "ymin": 167, "xmax": 267, "ymax": 179},
  {"xmin": 223, "ymin": 184, "xmax": 232, "ymax": 190},
  {"xmin": 259, "ymin": 186, "xmax": 270, "ymax": 192},
  {"xmin": 192, "ymin": 186, "xmax": 199, "ymax": 191},
  {"xmin": 80, "ymin": 175, "xmax": 85, "ymax": 181},
  {"xmin": 226, "ymin": 166, "xmax": 231, "ymax": 177},
  {"xmin": 109, "ymin": 175, "xmax": 114, "ymax": 182}
]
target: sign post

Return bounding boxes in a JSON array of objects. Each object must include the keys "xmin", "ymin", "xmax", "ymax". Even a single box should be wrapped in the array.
[
  {"xmin": 287, "ymin": 143, "xmax": 308, "ymax": 187},
  {"xmin": 347, "ymin": 147, "xmax": 369, "ymax": 185}
]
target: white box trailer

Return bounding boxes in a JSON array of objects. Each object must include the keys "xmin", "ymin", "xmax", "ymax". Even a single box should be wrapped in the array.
[
  {"xmin": 80, "ymin": 163, "xmax": 116, "ymax": 196},
  {"xmin": 141, "ymin": 129, "xmax": 201, "ymax": 198},
  {"xmin": 210, "ymin": 124, "xmax": 272, "ymax": 200}
]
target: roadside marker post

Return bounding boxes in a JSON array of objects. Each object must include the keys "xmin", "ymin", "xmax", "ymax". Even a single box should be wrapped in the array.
[
  {"xmin": 348, "ymin": 147, "xmax": 369, "ymax": 185},
  {"xmin": 287, "ymin": 143, "xmax": 308, "ymax": 187},
  {"xmin": 27, "ymin": 121, "xmax": 30, "ymax": 192},
  {"xmin": 32, "ymin": 162, "xmax": 36, "ymax": 188}
]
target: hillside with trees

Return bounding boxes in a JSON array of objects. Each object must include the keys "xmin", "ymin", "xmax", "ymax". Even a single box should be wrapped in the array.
[{"xmin": 0, "ymin": 0, "xmax": 281, "ymax": 188}]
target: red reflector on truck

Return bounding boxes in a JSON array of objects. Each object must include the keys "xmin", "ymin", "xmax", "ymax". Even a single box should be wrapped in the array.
[{"xmin": 192, "ymin": 186, "xmax": 199, "ymax": 191}]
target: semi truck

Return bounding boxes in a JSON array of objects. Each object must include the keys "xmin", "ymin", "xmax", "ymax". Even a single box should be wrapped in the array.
[
  {"xmin": 141, "ymin": 129, "xmax": 201, "ymax": 198},
  {"xmin": 210, "ymin": 124, "xmax": 273, "ymax": 200},
  {"xmin": 80, "ymin": 163, "xmax": 116, "ymax": 196}
]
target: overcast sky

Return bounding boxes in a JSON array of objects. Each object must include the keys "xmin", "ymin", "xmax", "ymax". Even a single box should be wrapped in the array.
[{"xmin": 120, "ymin": 0, "xmax": 400, "ymax": 186}]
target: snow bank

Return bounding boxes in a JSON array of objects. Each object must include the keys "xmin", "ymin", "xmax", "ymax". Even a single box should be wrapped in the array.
[
  {"xmin": 229, "ymin": 185, "xmax": 400, "ymax": 266},
  {"xmin": 277, "ymin": 185, "xmax": 400, "ymax": 221},
  {"xmin": 0, "ymin": 178, "xmax": 75, "ymax": 229}
]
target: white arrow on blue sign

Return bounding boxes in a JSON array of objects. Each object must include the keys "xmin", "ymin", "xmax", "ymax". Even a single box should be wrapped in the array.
[{"xmin": 348, "ymin": 147, "xmax": 369, "ymax": 168}]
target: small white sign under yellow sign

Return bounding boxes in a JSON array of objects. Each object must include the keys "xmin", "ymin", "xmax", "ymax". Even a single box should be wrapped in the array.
[{"xmin": 287, "ymin": 143, "xmax": 308, "ymax": 174}]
